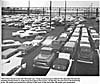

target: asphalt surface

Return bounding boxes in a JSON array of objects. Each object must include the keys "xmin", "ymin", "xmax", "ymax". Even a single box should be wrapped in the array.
[
  {"xmin": 68, "ymin": 19, "xmax": 99, "ymax": 76},
  {"xmin": 16, "ymin": 25, "xmax": 65, "ymax": 76},
  {"xmin": 2, "ymin": 19, "xmax": 99, "ymax": 76}
]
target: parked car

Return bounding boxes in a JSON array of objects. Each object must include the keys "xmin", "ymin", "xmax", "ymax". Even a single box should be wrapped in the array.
[
  {"xmin": 91, "ymin": 33, "xmax": 99, "ymax": 38},
  {"xmin": 77, "ymin": 43, "xmax": 94, "ymax": 64},
  {"xmin": 69, "ymin": 37, "xmax": 79, "ymax": 42},
  {"xmin": 42, "ymin": 36, "xmax": 57, "ymax": 47},
  {"xmin": 74, "ymin": 28, "xmax": 80, "ymax": 33},
  {"xmin": 17, "ymin": 43, "xmax": 38, "ymax": 55},
  {"xmin": 72, "ymin": 32, "xmax": 79, "ymax": 37},
  {"xmin": 2, "ymin": 48, "xmax": 19, "ymax": 59},
  {"xmin": 47, "ymin": 53, "xmax": 72, "ymax": 76},
  {"xmin": 82, "ymin": 28, "xmax": 88, "ymax": 33},
  {"xmin": 33, "ymin": 47, "xmax": 58, "ymax": 69},
  {"xmin": 2, "ymin": 40, "xmax": 22, "ymax": 51},
  {"xmin": 94, "ymin": 39, "xmax": 99, "ymax": 49},
  {"xmin": 62, "ymin": 41, "xmax": 78, "ymax": 58},
  {"xmin": 80, "ymin": 37, "xmax": 89, "ymax": 44},
  {"xmin": 12, "ymin": 30, "xmax": 24, "ymax": 37},
  {"xmin": 51, "ymin": 40, "xmax": 64, "ymax": 52},
  {"xmin": 96, "ymin": 16, "xmax": 100, "ymax": 22},
  {"xmin": 2, "ymin": 56, "xmax": 22, "ymax": 76},
  {"xmin": 81, "ymin": 32, "xmax": 88, "ymax": 37},
  {"xmin": 31, "ymin": 35, "xmax": 44, "ymax": 45}
]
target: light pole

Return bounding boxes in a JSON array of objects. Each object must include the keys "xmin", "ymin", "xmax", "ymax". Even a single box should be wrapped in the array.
[
  {"xmin": 65, "ymin": 0, "xmax": 66, "ymax": 22},
  {"xmin": 27, "ymin": 0, "xmax": 30, "ymax": 16},
  {"xmin": 50, "ymin": 1, "xmax": 52, "ymax": 29},
  {"xmin": 59, "ymin": 8, "xmax": 60, "ymax": 16},
  {"xmin": 90, "ymin": 3, "xmax": 93, "ymax": 17}
]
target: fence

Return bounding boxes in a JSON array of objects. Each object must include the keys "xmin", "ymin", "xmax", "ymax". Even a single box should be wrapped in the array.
[{"xmin": 2, "ymin": 7, "xmax": 100, "ymax": 18}]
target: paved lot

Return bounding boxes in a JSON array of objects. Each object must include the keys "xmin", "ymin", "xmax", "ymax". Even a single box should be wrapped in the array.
[
  {"xmin": 2, "ymin": 18, "xmax": 99, "ymax": 76},
  {"xmin": 68, "ymin": 18, "xmax": 99, "ymax": 76}
]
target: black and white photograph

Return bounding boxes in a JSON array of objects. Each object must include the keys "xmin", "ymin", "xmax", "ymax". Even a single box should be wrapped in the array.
[{"xmin": 1, "ymin": 0, "xmax": 99, "ymax": 77}]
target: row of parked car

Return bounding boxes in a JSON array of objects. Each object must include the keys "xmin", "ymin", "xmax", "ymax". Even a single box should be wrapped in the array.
[
  {"xmin": 32, "ymin": 22, "xmax": 85, "ymax": 76},
  {"xmin": 2, "ymin": 14, "xmax": 66, "ymax": 27},
  {"xmin": 1, "ymin": 17, "xmax": 76, "ymax": 76},
  {"xmin": 32, "ymin": 22, "xmax": 99, "ymax": 76},
  {"xmin": 2, "ymin": 15, "xmax": 99, "ymax": 76}
]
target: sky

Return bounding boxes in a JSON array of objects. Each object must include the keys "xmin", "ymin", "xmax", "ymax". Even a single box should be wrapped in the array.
[{"xmin": 1, "ymin": 0, "xmax": 99, "ymax": 7}]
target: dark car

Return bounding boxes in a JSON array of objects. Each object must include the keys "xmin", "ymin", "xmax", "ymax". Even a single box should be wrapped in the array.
[
  {"xmin": 62, "ymin": 41, "xmax": 77, "ymax": 54},
  {"xmin": 77, "ymin": 43, "xmax": 94, "ymax": 64},
  {"xmin": 52, "ymin": 58, "xmax": 70, "ymax": 71},
  {"xmin": 33, "ymin": 47, "xmax": 58, "ymax": 69},
  {"xmin": 51, "ymin": 40, "xmax": 64, "ymax": 52}
]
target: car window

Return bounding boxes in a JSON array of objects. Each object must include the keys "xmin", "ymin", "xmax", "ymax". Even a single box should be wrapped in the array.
[{"xmin": 40, "ymin": 50, "xmax": 52, "ymax": 55}]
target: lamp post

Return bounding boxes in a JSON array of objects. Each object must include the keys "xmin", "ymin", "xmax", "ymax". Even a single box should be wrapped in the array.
[
  {"xmin": 50, "ymin": 1, "xmax": 52, "ymax": 29},
  {"xmin": 65, "ymin": 0, "xmax": 66, "ymax": 22},
  {"xmin": 27, "ymin": 0, "xmax": 30, "ymax": 16},
  {"xmin": 43, "ymin": 7, "xmax": 45, "ymax": 16},
  {"xmin": 96, "ymin": 8, "xmax": 99, "ymax": 17},
  {"xmin": 59, "ymin": 8, "xmax": 60, "ymax": 16},
  {"xmin": 90, "ymin": 3, "xmax": 93, "ymax": 17}
]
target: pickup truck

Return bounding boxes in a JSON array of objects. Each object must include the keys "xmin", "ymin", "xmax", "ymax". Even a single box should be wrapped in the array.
[{"xmin": 33, "ymin": 47, "xmax": 58, "ymax": 69}]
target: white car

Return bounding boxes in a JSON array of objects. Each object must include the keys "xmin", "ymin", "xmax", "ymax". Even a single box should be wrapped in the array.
[
  {"xmin": 2, "ymin": 51, "xmax": 22, "ymax": 64},
  {"xmin": 91, "ymin": 33, "xmax": 99, "ymax": 38},
  {"xmin": 69, "ymin": 37, "xmax": 79, "ymax": 42},
  {"xmin": 2, "ymin": 56, "xmax": 23, "ymax": 76},
  {"xmin": 96, "ymin": 16, "xmax": 100, "ymax": 22},
  {"xmin": 51, "ymin": 26, "xmax": 55, "ymax": 30},
  {"xmin": 47, "ymin": 53, "xmax": 72, "ymax": 76},
  {"xmin": 2, "ymin": 40, "xmax": 22, "ymax": 50},
  {"xmin": 36, "ymin": 30, "xmax": 47, "ymax": 35},
  {"xmin": 12, "ymin": 30, "xmax": 24, "ymax": 37},
  {"xmin": 82, "ymin": 28, "xmax": 88, "ymax": 33},
  {"xmin": 19, "ymin": 32, "xmax": 30, "ymax": 38},
  {"xmin": 42, "ymin": 36, "xmax": 57, "ymax": 46},
  {"xmin": 81, "ymin": 32, "xmax": 88, "ymax": 37},
  {"xmin": 22, "ymin": 41, "xmax": 32, "ymax": 46},
  {"xmin": 90, "ymin": 29, "xmax": 96, "ymax": 33},
  {"xmin": 74, "ymin": 28, "xmax": 80, "ymax": 33},
  {"xmin": 59, "ymin": 32, "xmax": 68, "ymax": 38},
  {"xmin": 72, "ymin": 32, "xmax": 79, "ymax": 37},
  {"xmin": 31, "ymin": 36, "xmax": 44, "ymax": 44},
  {"xmin": 8, "ymin": 23, "xmax": 14, "ymax": 26},
  {"xmin": 25, "ymin": 30, "xmax": 38, "ymax": 36}
]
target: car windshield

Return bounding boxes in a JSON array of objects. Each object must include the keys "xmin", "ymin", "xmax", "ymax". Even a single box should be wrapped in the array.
[
  {"xmin": 40, "ymin": 50, "xmax": 52, "ymax": 55},
  {"xmin": 80, "ymin": 47, "xmax": 91, "ymax": 53}
]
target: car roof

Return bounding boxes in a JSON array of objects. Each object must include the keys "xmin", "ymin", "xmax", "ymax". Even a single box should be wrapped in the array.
[
  {"xmin": 41, "ymin": 47, "xmax": 53, "ymax": 51},
  {"xmin": 2, "ymin": 48, "xmax": 18, "ymax": 56},
  {"xmin": 64, "ymin": 41, "xmax": 76, "ymax": 47},
  {"xmin": 58, "ymin": 53, "xmax": 70, "ymax": 60}
]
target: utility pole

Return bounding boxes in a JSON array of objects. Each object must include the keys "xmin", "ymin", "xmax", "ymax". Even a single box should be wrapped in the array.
[
  {"xmin": 90, "ymin": 3, "xmax": 93, "ymax": 17},
  {"xmin": 43, "ymin": 7, "xmax": 45, "ymax": 16},
  {"xmin": 76, "ymin": 8, "xmax": 78, "ymax": 16},
  {"xmin": 50, "ymin": 1, "xmax": 52, "ymax": 29},
  {"xmin": 65, "ymin": 0, "xmax": 66, "ymax": 22},
  {"xmin": 96, "ymin": 8, "xmax": 99, "ymax": 17},
  {"xmin": 27, "ymin": 0, "xmax": 30, "ymax": 16},
  {"xmin": 59, "ymin": 8, "xmax": 60, "ymax": 16}
]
